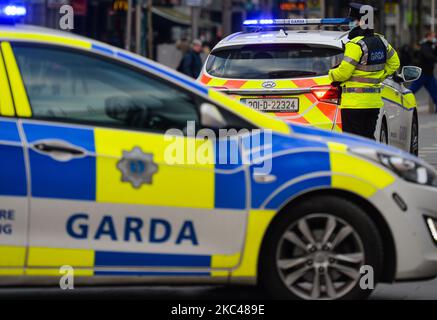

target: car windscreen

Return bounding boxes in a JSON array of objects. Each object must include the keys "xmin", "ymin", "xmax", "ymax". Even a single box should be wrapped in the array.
[{"xmin": 206, "ymin": 43, "xmax": 344, "ymax": 79}]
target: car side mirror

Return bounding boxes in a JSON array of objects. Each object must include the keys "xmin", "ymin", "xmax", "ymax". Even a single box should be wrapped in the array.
[
  {"xmin": 200, "ymin": 103, "xmax": 227, "ymax": 129},
  {"xmin": 398, "ymin": 66, "xmax": 422, "ymax": 83}
]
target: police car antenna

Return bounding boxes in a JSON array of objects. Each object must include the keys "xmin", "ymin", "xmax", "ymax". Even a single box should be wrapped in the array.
[{"xmin": 281, "ymin": 20, "xmax": 288, "ymax": 35}]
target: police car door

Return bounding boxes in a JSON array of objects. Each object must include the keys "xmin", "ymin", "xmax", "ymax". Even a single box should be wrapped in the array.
[
  {"xmin": 10, "ymin": 42, "xmax": 246, "ymax": 277},
  {"xmin": 0, "ymin": 42, "xmax": 28, "ymax": 275},
  {"xmin": 381, "ymin": 79, "xmax": 402, "ymax": 147}
]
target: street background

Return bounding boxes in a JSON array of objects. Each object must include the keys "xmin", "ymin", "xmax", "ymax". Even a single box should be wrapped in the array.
[{"xmin": 18, "ymin": 1, "xmax": 437, "ymax": 68}]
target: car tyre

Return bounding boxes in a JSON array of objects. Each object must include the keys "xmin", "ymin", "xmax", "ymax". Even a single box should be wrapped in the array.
[
  {"xmin": 410, "ymin": 113, "xmax": 419, "ymax": 156},
  {"xmin": 259, "ymin": 195, "xmax": 383, "ymax": 300},
  {"xmin": 380, "ymin": 119, "xmax": 388, "ymax": 145}
]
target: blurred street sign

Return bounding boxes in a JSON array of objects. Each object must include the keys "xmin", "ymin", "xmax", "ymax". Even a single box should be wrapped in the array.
[
  {"xmin": 280, "ymin": 1, "xmax": 306, "ymax": 12},
  {"xmin": 113, "ymin": 0, "xmax": 128, "ymax": 11}
]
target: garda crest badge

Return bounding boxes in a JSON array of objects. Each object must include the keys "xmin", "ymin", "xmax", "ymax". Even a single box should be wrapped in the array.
[{"xmin": 117, "ymin": 147, "xmax": 158, "ymax": 188}]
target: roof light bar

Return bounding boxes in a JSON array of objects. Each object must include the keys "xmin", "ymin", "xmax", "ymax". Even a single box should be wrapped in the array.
[
  {"xmin": 0, "ymin": 5, "xmax": 27, "ymax": 18},
  {"xmin": 243, "ymin": 18, "xmax": 350, "ymax": 27}
]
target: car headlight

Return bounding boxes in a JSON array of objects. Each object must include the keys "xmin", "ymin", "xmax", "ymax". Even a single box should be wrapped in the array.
[
  {"xmin": 350, "ymin": 148, "xmax": 437, "ymax": 187},
  {"xmin": 425, "ymin": 216, "xmax": 437, "ymax": 244}
]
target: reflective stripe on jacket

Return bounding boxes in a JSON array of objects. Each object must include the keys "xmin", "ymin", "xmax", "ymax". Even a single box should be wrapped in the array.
[{"xmin": 329, "ymin": 34, "xmax": 400, "ymax": 109}]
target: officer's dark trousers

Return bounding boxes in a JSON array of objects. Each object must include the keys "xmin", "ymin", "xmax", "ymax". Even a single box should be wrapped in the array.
[{"xmin": 341, "ymin": 108, "xmax": 380, "ymax": 140}]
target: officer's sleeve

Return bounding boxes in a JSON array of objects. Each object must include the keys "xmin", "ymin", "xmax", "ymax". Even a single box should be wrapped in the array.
[
  {"xmin": 329, "ymin": 42, "xmax": 362, "ymax": 83},
  {"xmin": 383, "ymin": 43, "xmax": 401, "ymax": 79}
]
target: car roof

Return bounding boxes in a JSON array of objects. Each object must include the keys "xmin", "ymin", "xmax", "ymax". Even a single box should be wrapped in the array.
[{"xmin": 214, "ymin": 29, "xmax": 349, "ymax": 50}]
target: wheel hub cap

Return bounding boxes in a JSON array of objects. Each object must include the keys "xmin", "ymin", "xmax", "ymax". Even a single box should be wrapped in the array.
[{"xmin": 313, "ymin": 252, "xmax": 328, "ymax": 264}]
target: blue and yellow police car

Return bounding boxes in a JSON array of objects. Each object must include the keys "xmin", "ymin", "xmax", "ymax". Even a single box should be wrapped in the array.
[
  {"xmin": 200, "ymin": 18, "xmax": 420, "ymax": 155},
  {"xmin": 1, "ymin": 4, "xmax": 437, "ymax": 300}
]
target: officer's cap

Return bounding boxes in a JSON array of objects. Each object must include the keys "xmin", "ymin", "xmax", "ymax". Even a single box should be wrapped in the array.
[{"xmin": 348, "ymin": 2, "xmax": 377, "ymax": 20}]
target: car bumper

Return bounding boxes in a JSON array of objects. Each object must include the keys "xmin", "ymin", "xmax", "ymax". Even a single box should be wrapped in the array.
[{"xmin": 371, "ymin": 180, "xmax": 437, "ymax": 281}]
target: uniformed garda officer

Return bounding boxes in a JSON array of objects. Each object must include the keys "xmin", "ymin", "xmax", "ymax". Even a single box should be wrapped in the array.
[{"xmin": 329, "ymin": 2, "xmax": 400, "ymax": 139}]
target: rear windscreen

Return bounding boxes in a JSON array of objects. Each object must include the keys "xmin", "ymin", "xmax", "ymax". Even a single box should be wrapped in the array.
[{"xmin": 206, "ymin": 44, "xmax": 344, "ymax": 79}]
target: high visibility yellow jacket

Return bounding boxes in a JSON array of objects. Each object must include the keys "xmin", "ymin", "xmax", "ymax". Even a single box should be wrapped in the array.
[{"xmin": 329, "ymin": 33, "xmax": 400, "ymax": 109}]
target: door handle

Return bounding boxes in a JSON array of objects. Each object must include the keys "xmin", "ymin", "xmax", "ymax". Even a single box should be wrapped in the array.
[{"xmin": 31, "ymin": 140, "xmax": 86, "ymax": 162}]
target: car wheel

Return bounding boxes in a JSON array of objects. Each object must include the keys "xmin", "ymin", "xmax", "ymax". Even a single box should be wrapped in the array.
[
  {"xmin": 380, "ymin": 119, "xmax": 388, "ymax": 145},
  {"xmin": 259, "ymin": 196, "xmax": 383, "ymax": 300},
  {"xmin": 410, "ymin": 114, "xmax": 419, "ymax": 156}
]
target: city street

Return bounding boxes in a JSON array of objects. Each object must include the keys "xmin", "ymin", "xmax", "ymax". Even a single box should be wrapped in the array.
[
  {"xmin": 3, "ymin": 0, "xmax": 437, "ymax": 305},
  {"xmin": 1, "ymin": 90, "xmax": 436, "ymax": 301}
]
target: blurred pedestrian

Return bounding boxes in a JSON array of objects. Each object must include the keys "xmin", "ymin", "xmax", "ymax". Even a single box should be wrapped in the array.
[
  {"xmin": 410, "ymin": 31, "xmax": 437, "ymax": 112},
  {"xmin": 177, "ymin": 39, "xmax": 203, "ymax": 79},
  {"xmin": 201, "ymin": 41, "xmax": 211, "ymax": 64},
  {"xmin": 176, "ymin": 37, "xmax": 190, "ymax": 55}
]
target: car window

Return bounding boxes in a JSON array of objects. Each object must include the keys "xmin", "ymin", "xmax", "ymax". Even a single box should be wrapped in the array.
[
  {"xmin": 206, "ymin": 44, "xmax": 344, "ymax": 79},
  {"xmin": 12, "ymin": 44, "xmax": 200, "ymax": 133}
]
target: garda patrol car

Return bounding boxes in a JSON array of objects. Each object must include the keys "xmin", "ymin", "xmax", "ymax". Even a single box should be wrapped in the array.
[
  {"xmin": 200, "ymin": 19, "xmax": 421, "ymax": 155},
  {"xmin": 1, "ymin": 8, "xmax": 437, "ymax": 300}
]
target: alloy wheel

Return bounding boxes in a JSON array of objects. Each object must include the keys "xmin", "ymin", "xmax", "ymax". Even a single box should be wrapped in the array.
[{"xmin": 276, "ymin": 214, "xmax": 365, "ymax": 300}]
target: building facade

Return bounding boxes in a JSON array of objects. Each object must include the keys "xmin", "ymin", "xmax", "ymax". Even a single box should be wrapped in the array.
[{"xmin": 14, "ymin": 0, "xmax": 437, "ymax": 60}]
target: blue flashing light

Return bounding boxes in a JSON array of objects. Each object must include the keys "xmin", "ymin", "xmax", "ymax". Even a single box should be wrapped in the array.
[
  {"xmin": 243, "ymin": 19, "xmax": 259, "ymax": 25},
  {"xmin": 242, "ymin": 18, "xmax": 350, "ymax": 27},
  {"xmin": 259, "ymin": 19, "xmax": 274, "ymax": 25},
  {"xmin": 0, "ymin": 4, "xmax": 27, "ymax": 18}
]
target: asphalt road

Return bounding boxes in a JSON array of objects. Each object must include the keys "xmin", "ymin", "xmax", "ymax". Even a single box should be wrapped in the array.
[
  {"xmin": 1, "ymin": 92, "xmax": 437, "ymax": 300},
  {"xmin": 418, "ymin": 108, "xmax": 437, "ymax": 169}
]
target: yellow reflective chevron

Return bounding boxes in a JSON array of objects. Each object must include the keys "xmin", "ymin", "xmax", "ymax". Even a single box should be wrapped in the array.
[
  {"xmin": 207, "ymin": 78, "xmax": 228, "ymax": 87},
  {"xmin": 313, "ymin": 77, "xmax": 332, "ymax": 86},
  {"xmin": 206, "ymin": 77, "xmax": 339, "ymax": 131}
]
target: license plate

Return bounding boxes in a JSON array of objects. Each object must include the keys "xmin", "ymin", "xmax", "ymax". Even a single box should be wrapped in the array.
[{"xmin": 242, "ymin": 98, "xmax": 299, "ymax": 112}]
